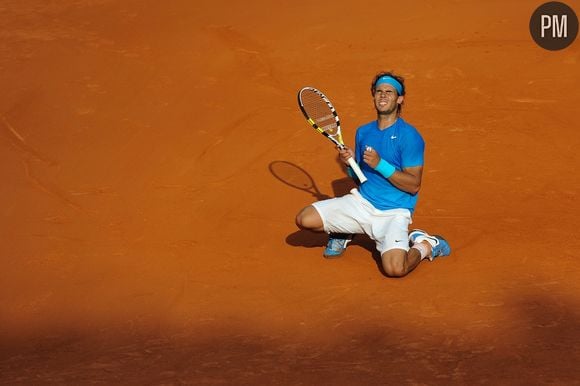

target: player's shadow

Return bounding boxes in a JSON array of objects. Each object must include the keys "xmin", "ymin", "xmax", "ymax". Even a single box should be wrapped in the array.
[{"xmin": 268, "ymin": 160, "xmax": 378, "ymax": 260}]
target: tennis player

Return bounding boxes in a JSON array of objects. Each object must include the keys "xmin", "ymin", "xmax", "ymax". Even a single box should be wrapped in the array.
[{"xmin": 295, "ymin": 71, "xmax": 451, "ymax": 277}]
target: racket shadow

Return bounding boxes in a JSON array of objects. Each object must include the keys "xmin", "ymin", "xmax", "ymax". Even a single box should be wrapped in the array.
[
  {"xmin": 268, "ymin": 160, "xmax": 358, "ymax": 200},
  {"xmin": 268, "ymin": 160, "xmax": 331, "ymax": 201}
]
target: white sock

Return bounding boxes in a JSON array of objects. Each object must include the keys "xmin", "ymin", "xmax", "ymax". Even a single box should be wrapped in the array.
[
  {"xmin": 413, "ymin": 235, "xmax": 437, "ymax": 248},
  {"xmin": 411, "ymin": 242, "xmax": 431, "ymax": 260}
]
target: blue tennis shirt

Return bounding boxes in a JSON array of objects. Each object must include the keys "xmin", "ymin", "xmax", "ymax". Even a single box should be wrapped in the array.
[{"xmin": 355, "ymin": 118, "xmax": 425, "ymax": 212}]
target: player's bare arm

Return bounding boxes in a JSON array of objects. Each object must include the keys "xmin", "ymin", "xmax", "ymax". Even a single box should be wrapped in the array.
[{"xmin": 389, "ymin": 166, "xmax": 422, "ymax": 195}]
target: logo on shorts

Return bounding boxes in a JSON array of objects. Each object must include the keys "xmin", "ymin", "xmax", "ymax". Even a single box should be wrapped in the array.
[{"xmin": 530, "ymin": 2, "xmax": 578, "ymax": 50}]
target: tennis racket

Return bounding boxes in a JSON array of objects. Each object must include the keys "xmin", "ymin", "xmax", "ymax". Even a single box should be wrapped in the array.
[{"xmin": 297, "ymin": 87, "xmax": 367, "ymax": 184}]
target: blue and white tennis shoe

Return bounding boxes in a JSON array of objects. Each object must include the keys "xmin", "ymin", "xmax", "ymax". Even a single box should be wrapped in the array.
[
  {"xmin": 409, "ymin": 229, "xmax": 451, "ymax": 261},
  {"xmin": 323, "ymin": 234, "xmax": 353, "ymax": 258}
]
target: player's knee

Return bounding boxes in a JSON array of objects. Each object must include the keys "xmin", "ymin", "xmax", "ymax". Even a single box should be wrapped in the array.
[
  {"xmin": 295, "ymin": 212, "xmax": 305, "ymax": 229},
  {"xmin": 295, "ymin": 207, "xmax": 311, "ymax": 229},
  {"xmin": 295, "ymin": 206, "xmax": 320, "ymax": 230},
  {"xmin": 382, "ymin": 264, "xmax": 406, "ymax": 277},
  {"xmin": 381, "ymin": 255, "xmax": 407, "ymax": 278}
]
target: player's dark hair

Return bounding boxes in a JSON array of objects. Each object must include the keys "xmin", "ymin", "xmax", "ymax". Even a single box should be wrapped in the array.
[
  {"xmin": 370, "ymin": 71, "xmax": 406, "ymax": 95},
  {"xmin": 370, "ymin": 71, "xmax": 406, "ymax": 113}
]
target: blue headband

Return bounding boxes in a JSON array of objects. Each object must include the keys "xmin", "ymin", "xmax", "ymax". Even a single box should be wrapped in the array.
[{"xmin": 375, "ymin": 76, "xmax": 403, "ymax": 95}]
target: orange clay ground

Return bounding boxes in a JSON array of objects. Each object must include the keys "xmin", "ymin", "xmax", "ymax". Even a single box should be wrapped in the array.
[{"xmin": 1, "ymin": 0, "xmax": 579, "ymax": 384}]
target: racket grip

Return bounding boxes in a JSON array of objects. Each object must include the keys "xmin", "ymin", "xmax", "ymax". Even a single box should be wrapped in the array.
[{"xmin": 347, "ymin": 157, "xmax": 367, "ymax": 184}]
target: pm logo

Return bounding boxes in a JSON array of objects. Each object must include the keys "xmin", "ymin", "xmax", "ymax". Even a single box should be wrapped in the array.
[{"xmin": 530, "ymin": 2, "xmax": 578, "ymax": 50}]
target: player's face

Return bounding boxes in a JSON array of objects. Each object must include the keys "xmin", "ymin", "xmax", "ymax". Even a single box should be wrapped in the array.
[{"xmin": 373, "ymin": 84, "xmax": 403, "ymax": 115}]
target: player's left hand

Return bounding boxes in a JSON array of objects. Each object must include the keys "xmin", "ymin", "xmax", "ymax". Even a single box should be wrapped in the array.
[{"xmin": 363, "ymin": 146, "xmax": 380, "ymax": 169}]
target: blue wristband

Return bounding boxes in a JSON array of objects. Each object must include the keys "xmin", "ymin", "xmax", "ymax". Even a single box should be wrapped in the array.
[{"xmin": 375, "ymin": 159, "xmax": 396, "ymax": 178}]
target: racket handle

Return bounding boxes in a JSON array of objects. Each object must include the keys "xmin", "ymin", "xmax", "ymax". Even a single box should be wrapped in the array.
[{"xmin": 347, "ymin": 157, "xmax": 367, "ymax": 184}]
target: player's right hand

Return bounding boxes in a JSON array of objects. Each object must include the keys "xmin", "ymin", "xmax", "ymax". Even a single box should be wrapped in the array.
[{"xmin": 337, "ymin": 146, "xmax": 355, "ymax": 165}]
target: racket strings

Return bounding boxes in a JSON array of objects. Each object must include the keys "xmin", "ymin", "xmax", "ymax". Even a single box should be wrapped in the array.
[{"xmin": 301, "ymin": 91, "xmax": 339, "ymax": 136}]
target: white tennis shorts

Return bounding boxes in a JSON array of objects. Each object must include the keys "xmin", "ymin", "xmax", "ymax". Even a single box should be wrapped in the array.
[{"xmin": 312, "ymin": 188, "xmax": 412, "ymax": 254}]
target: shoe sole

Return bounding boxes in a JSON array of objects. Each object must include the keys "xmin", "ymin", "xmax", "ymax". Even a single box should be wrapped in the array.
[{"xmin": 324, "ymin": 252, "xmax": 345, "ymax": 259}]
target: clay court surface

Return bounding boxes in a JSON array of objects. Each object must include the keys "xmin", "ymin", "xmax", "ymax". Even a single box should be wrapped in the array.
[{"xmin": 1, "ymin": 0, "xmax": 579, "ymax": 384}]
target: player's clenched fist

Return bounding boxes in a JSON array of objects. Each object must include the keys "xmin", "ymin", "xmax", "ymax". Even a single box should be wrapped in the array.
[{"xmin": 363, "ymin": 146, "xmax": 380, "ymax": 169}]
